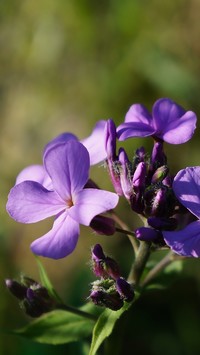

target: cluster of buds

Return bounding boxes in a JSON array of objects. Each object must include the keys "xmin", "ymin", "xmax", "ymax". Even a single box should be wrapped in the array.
[
  {"xmin": 5, "ymin": 276, "xmax": 56, "ymax": 317},
  {"xmin": 105, "ymin": 119, "xmax": 187, "ymax": 245},
  {"xmin": 89, "ymin": 244, "xmax": 134, "ymax": 311}
]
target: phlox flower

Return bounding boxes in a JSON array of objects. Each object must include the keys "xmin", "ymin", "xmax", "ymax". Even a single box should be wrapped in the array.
[
  {"xmin": 117, "ymin": 98, "xmax": 197, "ymax": 144},
  {"xmin": 6, "ymin": 141, "xmax": 119, "ymax": 259},
  {"xmin": 163, "ymin": 166, "xmax": 200, "ymax": 257}
]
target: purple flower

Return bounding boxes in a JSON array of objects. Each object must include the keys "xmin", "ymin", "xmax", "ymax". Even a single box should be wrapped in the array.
[
  {"xmin": 6, "ymin": 141, "xmax": 119, "ymax": 259},
  {"xmin": 163, "ymin": 166, "xmax": 200, "ymax": 257},
  {"xmin": 117, "ymin": 98, "xmax": 197, "ymax": 144}
]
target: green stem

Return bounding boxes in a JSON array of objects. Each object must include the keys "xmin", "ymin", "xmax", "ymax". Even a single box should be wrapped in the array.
[
  {"xmin": 56, "ymin": 303, "xmax": 97, "ymax": 321},
  {"xmin": 128, "ymin": 241, "xmax": 151, "ymax": 286},
  {"xmin": 141, "ymin": 251, "xmax": 182, "ymax": 288},
  {"xmin": 110, "ymin": 211, "xmax": 139, "ymax": 254}
]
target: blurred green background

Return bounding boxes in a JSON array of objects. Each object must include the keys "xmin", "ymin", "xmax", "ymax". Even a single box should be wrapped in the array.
[{"xmin": 1, "ymin": 0, "xmax": 200, "ymax": 354}]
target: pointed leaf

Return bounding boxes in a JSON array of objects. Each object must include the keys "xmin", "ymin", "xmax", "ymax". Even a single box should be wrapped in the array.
[
  {"xmin": 89, "ymin": 298, "xmax": 137, "ymax": 355},
  {"xmin": 14, "ymin": 309, "xmax": 95, "ymax": 345},
  {"xmin": 35, "ymin": 256, "xmax": 62, "ymax": 303}
]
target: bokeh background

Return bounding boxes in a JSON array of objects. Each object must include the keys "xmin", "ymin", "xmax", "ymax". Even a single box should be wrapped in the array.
[{"xmin": 1, "ymin": 1, "xmax": 200, "ymax": 354}]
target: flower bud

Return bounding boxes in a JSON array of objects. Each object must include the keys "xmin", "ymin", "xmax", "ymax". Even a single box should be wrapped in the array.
[
  {"xmin": 151, "ymin": 142, "xmax": 167, "ymax": 168},
  {"xmin": 90, "ymin": 289, "xmax": 124, "ymax": 311},
  {"xmin": 132, "ymin": 162, "xmax": 146, "ymax": 188},
  {"xmin": 5, "ymin": 279, "xmax": 27, "ymax": 300},
  {"xmin": 91, "ymin": 244, "xmax": 120, "ymax": 279},
  {"xmin": 151, "ymin": 165, "xmax": 169, "ymax": 184},
  {"xmin": 116, "ymin": 277, "xmax": 134, "ymax": 302},
  {"xmin": 135, "ymin": 227, "xmax": 161, "ymax": 241},
  {"xmin": 118, "ymin": 148, "xmax": 132, "ymax": 200},
  {"xmin": 5, "ymin": 276, "xmax": 56, "ymax": 318},
  {"xmin": 90, "ymin": 215, "xmax": 116, "ymax": 235}
]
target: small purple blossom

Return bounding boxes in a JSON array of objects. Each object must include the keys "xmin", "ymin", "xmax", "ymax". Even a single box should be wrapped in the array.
[
  {"xmin": 163, "ymin": 166, "xmax": 200, "ymax": 257},
  {"xmin": 117, "ymin": 98, "xmax": 197, "ymax": 144},
  {"xmin": 6, "ymin": 141, "xmax": 119, "ymax": 259}
]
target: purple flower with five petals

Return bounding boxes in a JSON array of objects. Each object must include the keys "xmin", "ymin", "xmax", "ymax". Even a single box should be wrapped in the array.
[
  {"xmin": 6, "ymin": 141, "xmax": 119, "ymax": 259},
  {"xmin": 117, "ymin": 98, "xmax": 197, "ymax": 144},
  {"xmin": 163, "ymin": 166, "xmax": 200, "ymax": 257}
]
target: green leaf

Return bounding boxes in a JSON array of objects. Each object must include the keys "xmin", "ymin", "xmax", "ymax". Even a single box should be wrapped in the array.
[
  {"xmin": 14, "ymin": 309, "xmax": 95, "ymax": 345},
  {"xmin": 89, "ymin": 300, "xmax": 135, "ymax": 355},
  {"xmin": 35, "ymin": 256, "xmax": 62, "ymax": 303}
]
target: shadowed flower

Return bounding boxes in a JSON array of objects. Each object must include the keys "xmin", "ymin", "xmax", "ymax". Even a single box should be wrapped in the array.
[
  {"xmin": 117, "ymin": 98, "xmax": 197, "ymax": 144},
  {"xmin": 163, "ymin": 166, "xmax": 200, "ymax": 257},
  {"xmin": 6, "ymin": 141, "xmax": 119, "ymax": 259}
]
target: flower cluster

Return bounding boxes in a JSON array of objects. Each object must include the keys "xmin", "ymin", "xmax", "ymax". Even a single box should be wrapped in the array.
[
  {"xmin": 5, "ymin": 276, "xmax": 56, "ymax": 317},
  {"xmin": 89, "ymin": 244, "xmax": 134, "ymax": 311},
  {"xmin": 6, "ymin": 96, "xmax": 200, "ymax": 304}
]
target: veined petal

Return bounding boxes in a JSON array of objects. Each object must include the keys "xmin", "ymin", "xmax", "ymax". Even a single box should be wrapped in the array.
[
  {"xmin": 81, "ymin": 120, "xmax": 107, "ymax": 165},
  {"xmin": 163, "ymin": 220, "xmax": 200, "ymax": 257},
  {"xmin": 173, "ymin": 167, "xmax": 200, "ymax": 218},
  {"xmin": 31, "ymin": 213, "xmax": 80, "ymax": 259},
  {"xmin": 69, "ymin": 188, "xmax": 119, "ymax": 225},
  {"xmin": 44, "ymin": 140, "xmax": 90, "ymax": 200},
  {"xmin": 16, "ymin": 164, "xmax": 52, "ymax": 189},
  {"xmin": 117, "ymin": 122, "xmax": 155, "ymax": 141},
  {"xmin": 6, "ymin": 181, "xmax": 65, "ymax": 223},
  {"xmin": 43, "ymin": 133, "xmax": 78, "ymax": 157},
  {"xmin": 153, "ymin": 98, "xmax": 197, "ymax": 144}
]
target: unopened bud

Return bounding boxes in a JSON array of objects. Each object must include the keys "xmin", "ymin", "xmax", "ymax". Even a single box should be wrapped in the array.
[
  {"xmin": 151, "ymin": 165, "xmax": 169, "ymax": 184},
  {"xmin": 5, "ymin": 279, "xmax": 27, "ymax": 300},
  {"xmin": 90, "ymin": 215, "xmax": 115, "ymax": 235},
  {"xmin": 151, "ymin": 142, "xmax": 167, "ymax": 168},
  {"xmin": 116, "ymin": 278, "xmax": 134, "ymax": 302},
  {"xmin": 135, "ymin": 227, "xmax": 161, "ymax": 241},
  {"xmin": 91, "ymin": 244, "xmax": 120, "ymax": 279}
]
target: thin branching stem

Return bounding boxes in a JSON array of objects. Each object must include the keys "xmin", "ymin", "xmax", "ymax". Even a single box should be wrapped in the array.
[
  {"xmin": 110, "ymin": 211, "xmax": 139, "ymax": 254},
  {"xmin": 56, "ymin": 303, "xmax": 97, "ymax": 321},
  {"xmin": 140, "ymin": 251, "xmax": 183, "ymax": 288}
]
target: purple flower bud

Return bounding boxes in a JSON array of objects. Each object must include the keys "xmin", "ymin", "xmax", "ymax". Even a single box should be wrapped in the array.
[
  {"xmin": 90, "ymin": 215, "xmax": 116, "ymax": 235},
  {"xmin": 105, "ymin": 119, "xmax": 117, "ymax": 160},
  {"xmin": 116, "ymin": 277, "xmax": 134, "ymax": 302},
  {"xmin": 151, "ymin": 165, "xmax": 169, "ymax": 184},
  {"xmin": 133, "ymin": 147, "xmax": 146, "ymax": 167},
  {"xmin": 5, "ymin": 279, "xmax": 27, "ymax": 300},
  {"xmin": 104, "ymin": 257, "xmax": 121, "ymax": 280},
  {"xmin": 90, "ymin": 289, "xmax": 124, "ymax": 311},
  {"xmin": 135, "ymin": 227, "xmax": 161, "ymax": 241},
  {"xmin": 118, "ymin": 148, "xmax": 132, "ymax": 200},
  {"xmin": 92, "ymin": 244, "xmax": 105, "ymax": 262},
  {"xmin": 91, "ymin": 244, "xmax": 120, "ymax": 279},
  {"xmin": 148, "ymin": 217, "xmax": 178, "ymax": 231},
  {"xmin": 132, "ymin": 162, "xmax": 146, "ymax": 188},
  {"xmin": 151, "ymin": 142, "xmax": 167, "ymax": 168}
]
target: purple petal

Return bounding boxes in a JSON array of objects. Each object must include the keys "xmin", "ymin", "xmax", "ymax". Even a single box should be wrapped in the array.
[
  {"xmin": 31, "ymin": 213, "xmax": 80, "ymax": 259},
  {"xmin": 16, "ymin": 165, "xmax": 52, "ymax": 189},
  {"xmin": 163, "ymin": 220, "xmax": 200, "ymax": 257},
  {"xmin": 43, "ymin": 133, "xmax": 78, "ymax": 157},
  {"xmin": 173, "ymin": 167, "xmax": 200, "ymax": 219},
  {"xmin": 117, "ymin": 122, "xmax": 155, "ymax": 141},
  {"xmin": 44, "ymin": 141, "xmax": 90, "ymax": 201},
  {"xmin": 69, "ymin": 188, "xmax": 119, "ymax": 225},
  {"xmin": 153, "ymin": 98, "xmax": 197, "ymax": 144},
  {"xmin": 81, "ymin": 120, "xmax": 107, "ymax": 165},
  {"xmin": 117, "ymin": 103, "xmax": 154, "ymax": 141},
  {"xmin": 6, "ymin": 181, "xmax": 65, "ymax": 223},
  {"xmin": 125, "ymin": 104, "xmax": 152, "ymax": 124}
]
